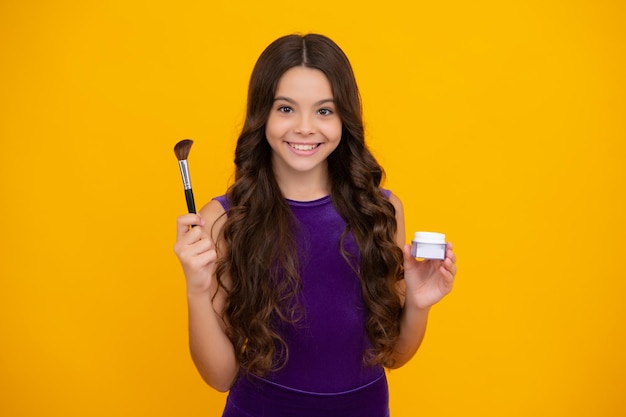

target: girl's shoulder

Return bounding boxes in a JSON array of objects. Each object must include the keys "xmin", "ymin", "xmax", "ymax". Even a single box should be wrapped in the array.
[
  {"xmin": 212, "ymin": 194, "xmax": 230, "ymax": 211},
  {"xmin": 381, "ymin": 188, "xmax": 404, "ymax": 217},
  {"xmin": 198, "ymin": 198, "xmax": 227, "ymax": 242}
]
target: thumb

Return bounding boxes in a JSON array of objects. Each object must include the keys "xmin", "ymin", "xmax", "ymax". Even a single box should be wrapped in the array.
[
  {"xmin": 402, "ymin": 244, "xmax": 412, "ymax": 260},
  {"xmin": 402, "ymin": 244, "xmax": 419, "ymax": 272}
]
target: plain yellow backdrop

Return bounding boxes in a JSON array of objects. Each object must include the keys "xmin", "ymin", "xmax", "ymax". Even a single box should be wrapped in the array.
[{"xmin": 1, "ymin": 0, "xmax": 624, "ymax": 416}]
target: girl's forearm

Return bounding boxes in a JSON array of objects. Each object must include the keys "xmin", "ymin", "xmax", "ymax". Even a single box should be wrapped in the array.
[
  {"xmin": 390, "ymin": 304, "xmax": 430, "ymax": 368},
  {"xmin": 187, "ymin": 293, "xmax": 239, "ymax": 392}
]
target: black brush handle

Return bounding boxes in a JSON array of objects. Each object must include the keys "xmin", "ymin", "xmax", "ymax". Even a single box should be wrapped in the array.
[{"xmin": 185, "ymin": 188, "xmax": 196, "ymax": 214}]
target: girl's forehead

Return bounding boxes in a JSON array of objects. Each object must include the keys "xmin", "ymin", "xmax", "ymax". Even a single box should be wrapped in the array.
[{"xmin": 275, "ymin": 67, "xmax": 333, "ymax": 97}]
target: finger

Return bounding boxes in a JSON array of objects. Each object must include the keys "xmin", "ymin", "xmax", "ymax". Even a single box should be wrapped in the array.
[
  {"xmin": 198, "ymin": 247, "xmax": 218, "ymax": 264},
  {"xmin": 446, "ymin": 243, "xmax": 456, "ymax": 264},
  {"xmin": 182, "ymin": 227, "xmax": 214, "ymax": 254},
  {"xmin": 447, "ymin": 250, "xmax": 456, "ymax": 265},
  {"xmin": 176, "ymin": 213, "xmax": 205, "ymax": 239},
  {"xmin": 442, "ymin": 257, "xmax": 457, "ymax": 277},
  {"xmin": 439, "ymin": 264, "xmax": 455, "ymax": 284},
  {"xmin": 402, "ymin": 244, "xmax": 420, "ymax": 270},
  {"xmin": 176, "ymin": 220, "xmax": 204, "ymax": 245},
  {"xmin": 176, "ymin": 235, "xmax": 214, "ymax": 266},
  {"xmin": 186, "ymin": 247, "xmax": 218, "ymax": 270},
  {"xmin": 402, "ymin": 244, "xmax": 412, "ymax": 259},
  {"xmin": 174, "ymin": 223, "xmax": 210, "ymax": 257}
]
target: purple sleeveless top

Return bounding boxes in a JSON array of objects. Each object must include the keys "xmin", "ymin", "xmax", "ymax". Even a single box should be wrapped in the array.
[{"xmin": 215, "ymin": 193, "xmax": 391, "ymax": 417}]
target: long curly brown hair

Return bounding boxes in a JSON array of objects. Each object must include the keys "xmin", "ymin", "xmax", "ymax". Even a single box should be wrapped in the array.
[{"xmin": 214, "ymin": 33, "xmax": 404, "ymax": 376}]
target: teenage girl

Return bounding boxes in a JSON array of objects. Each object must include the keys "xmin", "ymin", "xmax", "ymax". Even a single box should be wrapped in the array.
[{"xmin": 174, "ymin": 33, "xmax": 457, "ymax": 417}]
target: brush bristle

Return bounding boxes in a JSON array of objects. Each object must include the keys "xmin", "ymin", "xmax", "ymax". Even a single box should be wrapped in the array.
[{"xmin": 174, "ymin": 139, "xmax": 194, "ymax": 160}]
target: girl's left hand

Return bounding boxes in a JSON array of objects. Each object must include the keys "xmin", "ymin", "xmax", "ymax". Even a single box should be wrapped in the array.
[{"xmin": 402, "ymin": 242, "xmax": 457, "ymax": 310}]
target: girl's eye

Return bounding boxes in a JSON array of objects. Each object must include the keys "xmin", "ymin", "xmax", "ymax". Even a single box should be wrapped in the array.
[
  {"xmin": 318, "ymin": 108, "xmax": 333, "ymax": 116},
  {"xmin": 277, "ymin": 105, "xmax": 293, "ymax": 113}
]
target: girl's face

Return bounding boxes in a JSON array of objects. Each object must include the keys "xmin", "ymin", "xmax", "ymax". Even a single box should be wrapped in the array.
[{"xmin": 265, "ymin": 66, "xmax": 342, "ymax": 181}]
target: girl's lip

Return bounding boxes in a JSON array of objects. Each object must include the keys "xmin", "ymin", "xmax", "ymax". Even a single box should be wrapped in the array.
[{"xmin": 286, "ymin": 142, "xmax": 321, "ymax": 153}]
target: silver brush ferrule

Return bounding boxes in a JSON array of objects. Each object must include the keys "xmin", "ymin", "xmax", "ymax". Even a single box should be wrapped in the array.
[{"xmin": 178, "ymin": 160, "xmax": 192, "ymax": 190}]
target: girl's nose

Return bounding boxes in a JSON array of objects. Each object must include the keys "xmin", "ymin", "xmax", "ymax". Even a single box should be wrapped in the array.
[{"xmin": 295, "ymin": 115, "xmax": 315, "ymax": 135}]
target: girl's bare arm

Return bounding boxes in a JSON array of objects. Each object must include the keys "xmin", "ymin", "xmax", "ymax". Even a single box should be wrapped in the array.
[{"xmin": 174, "ymin": 200, "xmax": 239, "ymax": 391}]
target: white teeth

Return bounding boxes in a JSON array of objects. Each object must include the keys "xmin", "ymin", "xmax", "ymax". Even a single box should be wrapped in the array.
[{"xmin": 290, "ymin": 143, "xmax": 318, "ymax": 151}]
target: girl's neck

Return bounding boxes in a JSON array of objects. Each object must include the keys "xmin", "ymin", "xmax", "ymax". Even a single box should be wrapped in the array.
[{"xmin": 273, "ymin": 164, "xmax": 331, "ymax": 202}]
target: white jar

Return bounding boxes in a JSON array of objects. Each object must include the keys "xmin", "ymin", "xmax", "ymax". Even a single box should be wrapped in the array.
[{"xmin": 411, "ymin": 232, "xmax": 446, "ymax": 260}]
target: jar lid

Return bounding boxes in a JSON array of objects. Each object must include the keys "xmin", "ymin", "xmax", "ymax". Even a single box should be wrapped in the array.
[{"xmin": 412, "ymin": 231, "xmax": 446, "ymax": 244}]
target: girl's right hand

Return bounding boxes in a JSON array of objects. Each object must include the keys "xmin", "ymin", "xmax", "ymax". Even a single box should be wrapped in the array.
[{"xmin": 173, "ymin": 213, "xmax": 218, "ymax": 295}]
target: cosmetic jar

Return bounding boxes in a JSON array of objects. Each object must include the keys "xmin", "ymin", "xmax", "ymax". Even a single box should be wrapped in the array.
[{"xmin": 411, "ymin": 232, "xmax": 446, "ymax": 260}]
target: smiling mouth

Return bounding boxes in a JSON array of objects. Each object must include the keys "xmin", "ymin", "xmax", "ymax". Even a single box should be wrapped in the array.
[{"xmin": 288, "ymin": 143, "xmax": 320, "ymax": 151}]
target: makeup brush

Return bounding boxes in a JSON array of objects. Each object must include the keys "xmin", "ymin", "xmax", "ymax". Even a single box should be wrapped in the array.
[{"xmin": 174, "ymin": 139, "xmax": 196, "ymax": 215}]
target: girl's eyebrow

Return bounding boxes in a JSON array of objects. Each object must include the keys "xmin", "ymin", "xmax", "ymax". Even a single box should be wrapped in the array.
[{"xmin": 273, "ymin": 96, "xmax": 335, "ymax": 106}]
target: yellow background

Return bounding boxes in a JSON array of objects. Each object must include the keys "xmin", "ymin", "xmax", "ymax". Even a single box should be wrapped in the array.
[{"xmin": 1, "ymin": 1, "xmax": 624, "ymax": 416}]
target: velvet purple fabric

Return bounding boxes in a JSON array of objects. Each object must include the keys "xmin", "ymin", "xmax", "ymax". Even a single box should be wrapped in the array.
[
  {"xmin": 214, "ymin": 194, "xmax": 390, "ymax": 416},
  {"xmin": 222, "ymin": 373, "xmax": 389, "ymax": 417}
]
